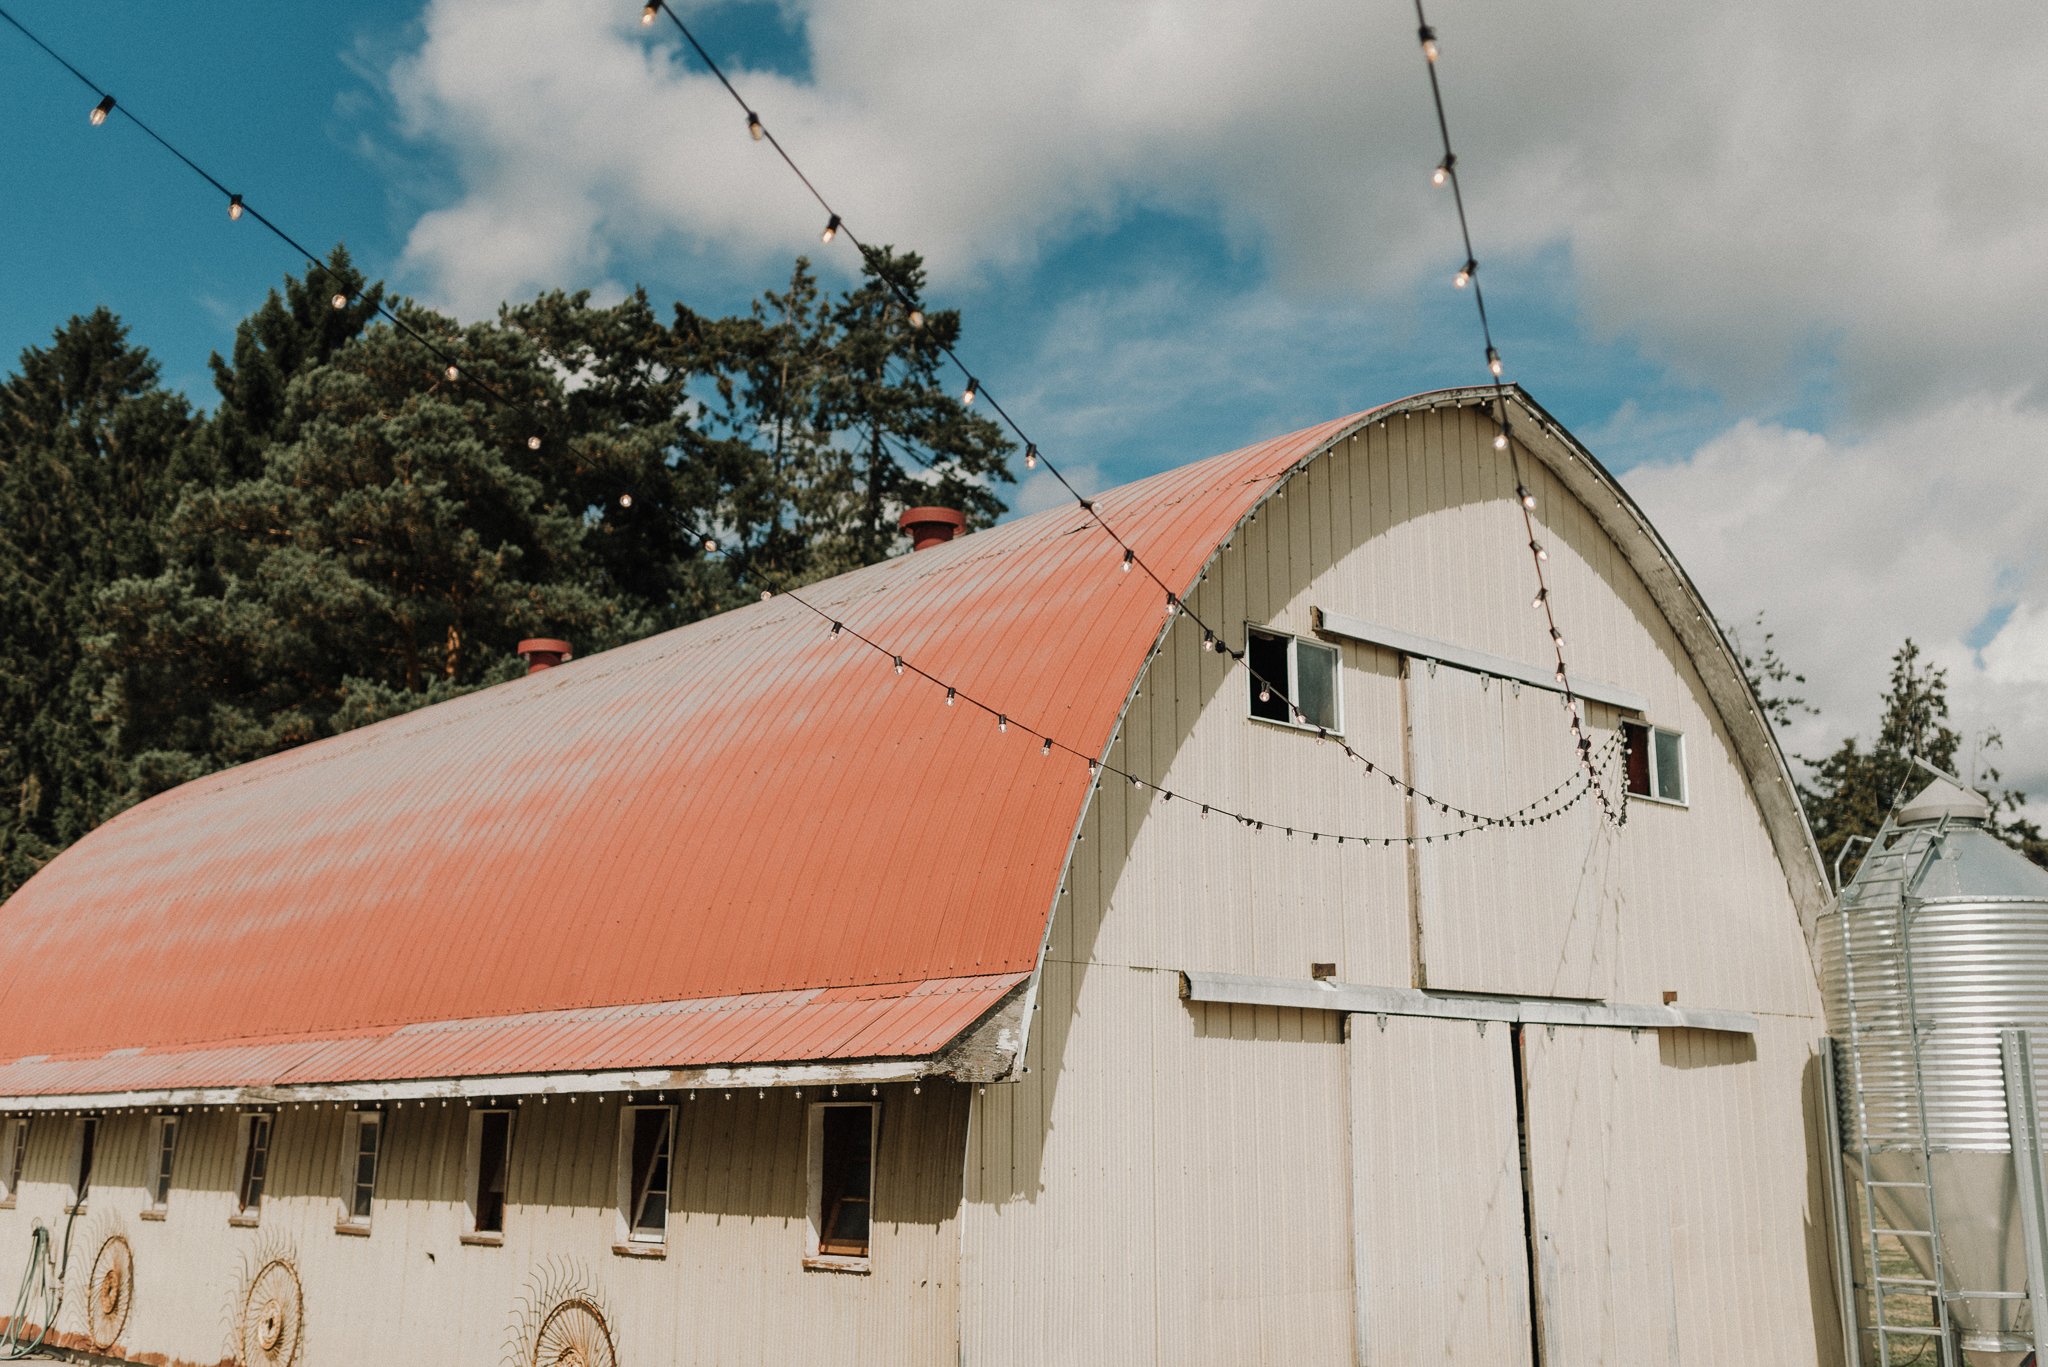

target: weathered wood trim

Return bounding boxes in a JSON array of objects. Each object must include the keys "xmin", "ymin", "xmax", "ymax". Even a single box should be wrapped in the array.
[
  {"xmin": 1181, "ymin": 970, "xmax": 1759, "ymax": 1035},
  {"xmin": 1314, "ymin": 606, "xmax": 1649, "ymax": 714}
]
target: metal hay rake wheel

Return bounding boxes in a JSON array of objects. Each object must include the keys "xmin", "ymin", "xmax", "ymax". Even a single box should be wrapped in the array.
[
  {"xmin": 85, "ymin": 1233, "xmax": 133, "ymax": 1351},
  {"xmin": 237, "ymin": 1257, "xmax": 304, "ymax": 1367},
  {"xmin": 532, "ymin": 1296, "xmax": 615, "ymax": 1367}
]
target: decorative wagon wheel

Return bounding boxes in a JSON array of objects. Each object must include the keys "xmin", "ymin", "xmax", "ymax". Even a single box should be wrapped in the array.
[
  {"xmin": 238, "ymin": 1258, "xmax": 304, "ymax": 1367},
  {"xmin": 86, "ymin": 1234, "xmax": 133, "ymax": 1351},
  {"xmin": 532, "ymin": 1297, "xmax": 615, "ymax": 1367}
]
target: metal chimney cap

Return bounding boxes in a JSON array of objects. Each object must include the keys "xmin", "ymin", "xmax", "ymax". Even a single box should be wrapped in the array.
[
  {"xmin": 1897, "ymin": 774, "xmax": 1993, "ymax": 826},
  {"xmin": 898, "ymin": 506, "xmax": 966, "ymax": 552},
  {"xmin": 516, "ymin": 638, "xmax": 573, "ymax": 674}
]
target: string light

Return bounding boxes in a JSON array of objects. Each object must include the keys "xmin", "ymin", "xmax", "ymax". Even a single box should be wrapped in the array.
[
  {"xmin": 1487, "ymin": 346, "xmax": 1502, "ymax": 377},
  {"xmin": 1121, "ymin": 548, "xmax": 1134, "ymax": 573},
  {"xmin": 1432, "ymin": 154, "xmax": 1454, "ymax": 187},
  {"xmin": 746, "ymin": 111, "xmax": 763, "ymax": 141},
  {"xmin": 330, "ymin": 291, "xmax": 347, "ymax": 310},
  {"xmin": 1024, "ymin": 444, "xmax": 1038, "ymax": 470},
  {"xmin": 1418, "ymin": 24, "xmax": 1439, "ymax": 62},
  {"xmin": 820, "ymin": 213, "xmax": 840, "ymax": 244},
  {"xmin": 618, "ymin": 492, "xmax": 634, "ymax": 508},
  {"xmin": 1493, "ymin": 428, "xmax": 1509, "ymax": 451},
  {"xmin": 945, "ymin": 687, "xmax": 956, "ymax": 706},
  {"xmin": 1516, "ymin": 484, "xmax": 1535, "ymax": 509},
  {"xmin": 1454, "ymin": 259, "xmax": 1474, "ymax": 289},
  {"xmin": 641, "ymin": 2, "xmax": 659, "ymax": 24},
  {"xmin": 961, "ymin": 376, "xmax": 978, "ymax": 406},
  {"xmin": 227, "ymin": 193, "xmax": 244, "ymax": 221},
  {"xmin": 997, "ymin": 715, "xmax": 1007, "ymax": 733},
  {"xmin": 445, "ymin": 363, "xmax": 459, "ymax": 382},
  {"xmin": 89, "ymin": 93, "xmax": 113, "ymax": 125},
  {"xmin": 908, "ymin": 308, "xmax": 924, "ymax": 329},
  {"xmin": 892, "ymin": 656, "xmax": 904, "ymax": 674},
  {"xmin": 527, "ymin": 435, "xmax": 542, "ymax": 451}
]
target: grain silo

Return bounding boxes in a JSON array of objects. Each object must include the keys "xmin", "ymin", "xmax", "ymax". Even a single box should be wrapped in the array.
[{"xmin": 1823, "ymin": 770, "xmax": 2048, "ymax": 1365}]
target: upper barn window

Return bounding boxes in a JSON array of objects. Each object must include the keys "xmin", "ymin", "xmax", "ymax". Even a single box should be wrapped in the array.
[
  {"xmin": 465, "ymin": 1107, "xmax": 513, "ymax": 1240},
  {"xmin": 0, "ymin": 1118, "xmax": 25, "ymax": 1207},
  {"xmin": 616, "ymin": 1104, "xmax": 674, "ymax": 1248},
  {"xmin": 1246, "ymin": 627, "xmax": 1341, "ymax": 733},
  {"xmin": 149, "ymin": 1114, "xmax": 179, "ymax": 1214},
  {"xmin": 70, "ymin": 1116, "xmax": 97, "ymax": 1212},
  {"xmin": 806, "ymin": 1102, "xmax": 876, "ymax": 1268},
  {"xmin": 339, "ymin": 1108, "xmax": 381, "ymax": 1232},
  {"xmin": 233, "ymin": 1111, "xmax": 273, "ymax": 1224},
  {"xmin": 1622, "ymin": 721, "xmax": 1687, "ymax": 805}
]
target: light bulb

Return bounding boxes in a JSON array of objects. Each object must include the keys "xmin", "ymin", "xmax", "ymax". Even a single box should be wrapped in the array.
[
  {"xmin": 892, "ymin": 656, "xmax": 904, "ymax": 675},
  {"xmin": 703, "ymin": 538, "xmax": 717, "ymax": 553},
  {"xmin": 908, "ymin": 308, "xmax": 925, "ymax": 329},
  {"xmin": 1202, "ymin": 632, "xmax": 1215, "ymax": 652},
  {"xmin": 527, "ymin": 435, "xmax": 542, "ymax": 451},
  {"xmin": 829, "ymin": 621, "xmax": 842, "ymax": 636},
  {"xmin": 1129, "ymin": 773, "xmax": 1140, "ymax": 788},
  {"xmin": 445, "ymin": 363, "xmax": 460, "ymax": 381},
  {"xmin": 1041, "ymin": 738, "xmax": 1052, "ymax": 755},
  {"xmin": 945, "ymin": 687, "xmax": 956, "ymax": 706},
  {"xmin": 228, "ymin": 194, "xmax": 244, "ymax": 221},
  {"xmin": 961, "ymin": 377, "xmax": 978, "ymax": 405},
  {"xmin": 1121, "ymin": 549, "xmax": 1133, "ymax": 573},
  {"xmin": 90, "ymin": 95, "xmax": 115, "ymax": 126},
  {"xmin": 1454, "ymin": 259, "xmax": 1474, "ymax": 289},
  {"xmin": 1532, "ymin": 588, "xmax": 1548, "ymax": 609},
  {"xmin": 820, "ymin": 214, "xmax": 840, "ymax": 244},
  {"xmin": 642, "ymin": 2, "xmax": 658, "ymax": 24},
  {"xmin": 998, "ymin": 715, "xmax": 1007, "ymax": 733},
  {"xmin": 1494, "ymin": 431, "xmax": 1509, "ymax": 450},
  {"xmin": 760, "ymin": 590, "xmax": 772, "ymax": 601},
  {"xmin": 1487, "ymin": 346, "xmax": 1502, "ymax": 377},
  {"xmin": 1419, "ymin": 25, "xmax": 1438, "ymax": 61},
  {"xmin": 1433, "ymin": 156, "xmax": 1454, "ymax": 187},
  {"xmin": 1024, "ymin": 444, "xmax": 1037, "ymax": 470},
  {"xmin": 1550, "ymin": 627, "xmax": 1565, "ymax": 646},
  {"xmin": 1259, "ymin": 686, "xmax": 1271, "ymax": 703},
  {"xmin": 331, "ymin": 292, "xmax": 348, "ymax": 310},
  {"xmin": 746, "ymin": 112, "xmax": 763, "ymax": 141},
  {"xmin": 1530, "ymin": 539, "xmax": 1548, "ymax": 561},
  {"xmin": 1517, "ymin": 484, "xmax": 1535, "ymax": 508},
  {"xmin": 618, "ymin": 492, "xmax": 634, "ymax": 508}
]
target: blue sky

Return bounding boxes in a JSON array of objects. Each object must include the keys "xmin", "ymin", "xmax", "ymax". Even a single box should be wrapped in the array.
[{"xmin": 4, "ymin": 0, "xmax": 2048, "ymax": 796}]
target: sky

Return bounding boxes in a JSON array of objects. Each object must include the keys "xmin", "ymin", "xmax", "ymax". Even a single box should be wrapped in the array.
[{"xmin": 3, "ymin": 1, "xmax": 2047, "ymax": 807}]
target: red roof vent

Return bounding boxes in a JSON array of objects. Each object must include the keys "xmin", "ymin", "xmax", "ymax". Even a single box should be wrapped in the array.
[
  {"xmin": 898, "ymin": 506, "xmax": 966, "ymax": 552},
  {"xmin": 516, "ymin": 638, "xmax": 573, "ymax": 674}
]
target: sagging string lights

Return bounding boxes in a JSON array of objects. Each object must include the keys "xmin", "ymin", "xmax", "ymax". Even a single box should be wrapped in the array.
[
  {"xmin": 616, "ymin": 486, "xmax": 1624, "ymax": 846},
  {"xmin": 0, "ymin": 4, "xmax": 553, "ymax": 455},
  {"xmin": 1410, "ymin": 0, "xmax": 1621, "ymax": 824},
  {"xmin": 635, "ymin": 0, "xmax": 1600, "ymax": 827}
]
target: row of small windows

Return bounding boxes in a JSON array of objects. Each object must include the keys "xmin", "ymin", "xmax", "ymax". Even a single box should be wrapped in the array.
[
  {"xmin": 0, "ymin": 1100, "xmax": 877, "ymax": 1266},
  {"xmin": 1245, "ymin": 625, "xmax": 1689, "ymax": 807}
]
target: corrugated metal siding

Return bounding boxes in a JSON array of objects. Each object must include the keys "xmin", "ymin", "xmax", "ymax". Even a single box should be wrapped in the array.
[
  {"xmin": 1349, "ymin": 1013, "xmax": 1532, "ymax": 1364},
  {"xmin": 0, "ymin": 1085, "xmax": 969, "ymax": 1365},
  {"xmin": 0, "ymin": 414, "xmax": 1369, "ymax": 1090}
]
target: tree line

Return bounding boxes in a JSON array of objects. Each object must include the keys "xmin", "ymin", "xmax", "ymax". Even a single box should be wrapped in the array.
[{"xmin": 0, "ymin": 246, "xmax": 1013, "ymax": 897}]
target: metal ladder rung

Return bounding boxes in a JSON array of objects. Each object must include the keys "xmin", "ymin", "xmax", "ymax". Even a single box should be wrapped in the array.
[
  {"xmin": 1866, "ymin": 1179, "xmax": 1931, "ymax": 1188},
  {"xmin": 1875, "ymin": 1326, "xmax": 1946, "ymax": 1340},
  {"xmin": 1873, "ymin": 1227, "xmax": 1935, "ymax": 1239},
  {"xmin": 1875, "ymin": 1275, "xmax": 1939, "ymax": 1288}
]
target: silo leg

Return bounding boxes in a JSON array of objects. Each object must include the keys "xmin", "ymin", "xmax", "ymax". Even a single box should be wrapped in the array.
[{"xmin": 2000, "ymin": 1030, "xmax": 2048, "ymax": 1361}]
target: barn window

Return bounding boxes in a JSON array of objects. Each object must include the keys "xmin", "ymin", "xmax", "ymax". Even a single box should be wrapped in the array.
[
  {"xmin": 616, "ymin": 1104, "xmax": 674, "ymax": 1246},
  {"xmin": 339, "ymin": 1110, "xmax": 381, "ymax": 1231},
  {"xmin": 466, "ymin": 1108, "xmax": 513, "ymax": 1239},
  {"xmin": 1622, "ymin": 722, "xmax": 1687, "ymax": 805},
  {"xmin": 806, "ymin": 1102, "xmax": 876, "ymax": 1267},
  {"xmin": 1246, "ymin": 627, "xmax": 1341, "ymax": 732},
  {"xmin": 150, "ymin": 1115, "xmax": 179, "ymax": 1212},
  {"xmin": 70, "ymin": 1116, "xmax": 98, "ymax": 1211},
  {"xmin": 0, "ymin": 1118, "xmax": 25, "ymax": 1207},
  {"xmin": 234, "ymin": 1112, "xmax": 273, "ymax": 1222}
]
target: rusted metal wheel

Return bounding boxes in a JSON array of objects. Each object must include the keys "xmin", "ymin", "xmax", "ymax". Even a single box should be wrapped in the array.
[
  {"xmin": 237, "ymin": 1258, "xmax": 303, "ymax": 1367},
  {"xmin": 86, "ymin": 1234, "xmax": 133, "ymax": 1351},
  {"xmin": 533, "ymin": 1296, "xmax": 615, "ymax": 1367}
]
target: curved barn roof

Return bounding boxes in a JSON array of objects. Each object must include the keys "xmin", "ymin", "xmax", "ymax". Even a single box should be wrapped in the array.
[{"xmin": 0, "ymin": 388, "xmax": 1823, "ymax": 1105}]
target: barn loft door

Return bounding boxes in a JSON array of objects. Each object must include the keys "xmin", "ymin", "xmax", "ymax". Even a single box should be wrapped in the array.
[
  {"xmin": 1406, "ymin": 660, "xmax": 1620, "ymax": 998},
  {"xmin": 1348, "ymin": 1013, "xmax": 1534, "ymax": 1364},
  {"xmin": 1520, "ymin": 1023, "xmax": 1676, "ymax": 1367}
]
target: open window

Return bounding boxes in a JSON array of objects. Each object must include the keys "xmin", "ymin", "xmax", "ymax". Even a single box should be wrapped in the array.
[
  {"xmin": 616, "ymin": 1104, "xmax": 674, "ymax": 1249},
  {"xmin": 806, "ymin": 1102, "xmax": 876, "ymax": 1269},
  {"xmin": 233, "ymin": 1111, "xmax": 273, "ymax": 1224},
  {"xmin": 69, "ymin": 1116, "xmax": 97, "ymax": 1212},
  {"xmin": 0, "ymin": 1118, "xmax": 25, "ymax": 1208},
  {"xmin": 1621, "ymin": 721, "xmax": 1687, "ymax": 805},
  {"xmin": 148, "ymin": 1114, "xmax": 179, "ymax": 1215},
  {"xmin": 338, "ymin": 1109, "xmax": 381, "ymax": 1232},
  {"xmin": 1246, "ymin": 626, "xmax": 1341, "ymax": 733},
  {"xmin": 465, "ymin": 1108, "xmax": 513, "ymax": 1241}
]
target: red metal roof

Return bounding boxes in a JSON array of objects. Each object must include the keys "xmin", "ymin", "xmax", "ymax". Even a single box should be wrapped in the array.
[{"xmin": 0, "ymin": 407, "xmax": 1377, "ymax": 1097}]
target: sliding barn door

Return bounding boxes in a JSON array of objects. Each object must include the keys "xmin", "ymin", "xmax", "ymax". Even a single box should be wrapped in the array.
[
  {"xmin": 1520, "ymin": 1024, "xmax": 1676, "ymax": 1366},
  {"xmin": 1348, "ymin": 1013, "xmax": 1534, "ymax": 1364}
]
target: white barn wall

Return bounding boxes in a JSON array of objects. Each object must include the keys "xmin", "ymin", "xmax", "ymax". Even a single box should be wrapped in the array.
[
  {"xmin": 963, "ymin": 400, "xmax": 1840, "ymax": 1365},
  {"xmin": 0, "ymin": 1084, "xmax": 967, "ymax": 1365}
]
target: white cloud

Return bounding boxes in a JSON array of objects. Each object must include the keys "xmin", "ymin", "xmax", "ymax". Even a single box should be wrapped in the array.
[{"xmin": 1624, "ymin": 393, "xmax": 2048, "ymax": 798}]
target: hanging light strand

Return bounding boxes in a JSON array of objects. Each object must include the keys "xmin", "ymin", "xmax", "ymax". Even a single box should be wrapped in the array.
[
  {"xmin": 0, "ymin": 3, "xmax": 555, "ymax": 453},
  {"xmin": 638, "ymin": 0, "xmax": 1593, "ymax": 825},
  {"xmin": 1409, "ymin": 0, "xmax": 1620, "ymax": 823}
]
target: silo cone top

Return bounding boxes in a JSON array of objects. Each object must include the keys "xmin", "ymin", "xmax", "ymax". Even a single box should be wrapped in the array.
[{"xmin": 1898, "ymin": 774, "xmax": 1994, "ymax": 826}]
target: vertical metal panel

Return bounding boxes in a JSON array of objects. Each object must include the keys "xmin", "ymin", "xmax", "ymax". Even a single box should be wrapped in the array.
[
  {"xmin": 1523, "ymin": 1024, "xmax": 1675, "ymax": 1366},
  {"xmin": 1349, "ymin": 1013, "xmax": 1532, "ymax": 1364}
]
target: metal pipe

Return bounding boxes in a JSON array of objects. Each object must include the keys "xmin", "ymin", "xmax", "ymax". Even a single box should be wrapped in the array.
[{"xmin": 2001, "ymin": 1029, "xmax": 2048, "ymax": 1361}]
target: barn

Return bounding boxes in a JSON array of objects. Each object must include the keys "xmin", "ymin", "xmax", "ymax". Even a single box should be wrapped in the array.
[{"xmin": 0, "ymin": 385, "xmax": 1842, "ymax": 1366}]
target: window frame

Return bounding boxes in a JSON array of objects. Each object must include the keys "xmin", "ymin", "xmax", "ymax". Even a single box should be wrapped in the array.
[
  {"xmin": 337, "ymin": 1108, "xmax": 382, "ymax": 1234},
  {"xmin": 0, "ymin": 1117, "xmax": 26, "ymax": 1209},
  {"xmin": 68, "ymin": 1115, "xmax": 97, "ymax": 1214},
  {"xmin": 614, "ymin": 1103, "xmax": 675, "ymax": 1250},
  {"xmin": 232, "ymin": 1110, "xmax": 274, "ymax": 1225},
  {"xmin": 463, "ymin": 1106, "xmax": 515, "ymax": 1243},
  {"xmin": 1622, "ymin": 720, "xmax": 1689, "ymax": 807},
  {"xmin": 804, "ymin": 1100, "xmax": 877, "ymax": 1272},
  {"xmin": 1243, "ymin": 625, "xmax": 1344, "ymax": 736},
  {"xmin": 148, "ymin": 1113, "xmax": 179, "ymax": 1215}
]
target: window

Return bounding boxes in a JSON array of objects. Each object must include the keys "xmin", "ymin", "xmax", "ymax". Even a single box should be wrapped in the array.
[
  {"xmin": 0, "ymin": 1118, "xmax": 25, "ymax": 1206},
  {"xmin": 71, "ymin": 1116, "xmax": 98, "ymax": 1210},
  {"xmin": 806, "ymin": 1102, "xmax": 875, "ymax": 1266},
  {"xmin": 235, "ymin": 1112, "xmax": 273, "ymax": 1220},
  {"xmin": 616, "ymin": 1105, "xmax": 674, "ymax": 1245},
  {"xmin": 1622, "ymin": 721, "xmax": 1687, "ymax": 805},
  {"xmin": 150, "ymin": 1115, "xmax": 178, "ymax": 1212},
  {"xmin": 339, "ymin": 1110, "xmax": 381, "ymax": 1230},
  {"xmin": 466, "ymin": 1108, "xmax": 513, "ymax": 1238},
  {"xmin": 1246, "ymin": 627, "xmax": 1341, "ymax": 732}
]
